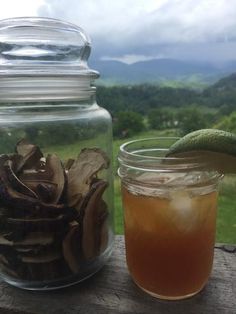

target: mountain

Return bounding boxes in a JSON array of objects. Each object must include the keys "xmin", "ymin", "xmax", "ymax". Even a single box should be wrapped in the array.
[
  {"xmin": 88, "ymin": 58, "xmax": 236, "ymax": 86},
  {"xmin": 210, "ymin": 73, "xmax": 236, "ymax": 90}
]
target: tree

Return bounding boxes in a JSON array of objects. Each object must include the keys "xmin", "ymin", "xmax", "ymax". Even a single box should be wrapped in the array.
[
  {"xmin": 113, "ymin": 111, "xmax": 144, "ymax": 138},
  {"xmin": 148, "ymin": 108, "xmax": 175, "ymax": 130},
  {"xmin": 177, "ymin": 106, "xmax": 208, "ymax": 135},
  {"xmin": 214, "ymin": 111, "xmax": 236, "ymax": 134}
]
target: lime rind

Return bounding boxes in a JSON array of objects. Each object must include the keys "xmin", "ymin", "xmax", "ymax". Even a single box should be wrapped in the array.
[
  {"xmin": 167, "ymin": 129, "xmax": 236, "ymax": 174},
  {"xmin": 168, "ymin": 129, "xmax": 236, "ymax": 157}
]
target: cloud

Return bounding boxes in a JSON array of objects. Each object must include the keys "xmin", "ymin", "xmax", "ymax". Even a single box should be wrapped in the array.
[
  {"xmin": 101, "ymin": 54, "xmax": 166, "ymax": 64},
  {"xmin": 0, "ymin": 0, "xmax": 44, "ymax": 19},
  {"xmin": 37, "ymin": 0, "xmax": 236, "ymax": 62}
]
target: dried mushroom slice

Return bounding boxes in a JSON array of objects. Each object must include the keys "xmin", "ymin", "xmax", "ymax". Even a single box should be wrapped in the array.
[
  {"xmin": 0, "ymin": 154, "xmax": 9, "ymax": 168},
  {"xmin": 18, "ymin": 154, "xmax": 65, "ymax": 203},
  {"xmin": 80, "ymin": 180, "xmax": 108, "ymax": 260},
  {"xmin": 16, "ymin": 232, "xmax": 55, "ymax": 246},
  {"xmin": 67, "ymin": 148, "xmax": 109, "ymax": 208},
  {"xmin": 96, "ymin": 200, "xmax": 109, "ymax": 254},
  {"xmin": 62, "ymin": 223, "xmax": 81, "ymax": 274},
  {"xmin": 6, "ymin": 214, "xmax": 75, "ymax": 232},
  {"xmin": 3, "ymin": 159, "xmax": 38, "ymax": 199},
  {"xmin": 0, "ymin": 139, "xmax": 111, "ymax": 282},
  {"xmin": 15, "ymin": 139, "xmax": 43, "ymax": 172},
  {"xmin": 19, "ymin": 169, "xmax": 53, "ymax": 182},
  {"xmin": 0, "ymin": 173, "xmax": 74, "ymax": 218},
  {"xmin": 0, "ymin": 254, "xmax": 19, "ymax": 278},
  {"xmin": 20, "ymin": 251, "xmax": 62, "ymax": 264},
  {"xmin": 36, "ymin": 182, "xmax": 57, "ymax": 203},
  {"xmin": 0, "ymin": 253, "xmax": 9, "ymax": 265},
  {"xmin": 19, "ymin": 178, "xmax": 57, "ymax": 203},
  {"xmin": 64, "ymin": 158, "xmax": 75, "ymax": 171},
  {"xmin": 0, "ymin": 235, "xmax": 13, "ymax": 246},
  {"xmin": 44, "ymin": 154, "xmax": 65, "ymax": 204}
]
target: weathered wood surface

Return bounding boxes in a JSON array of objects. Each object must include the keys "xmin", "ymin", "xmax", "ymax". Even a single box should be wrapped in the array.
[{"xmin": 0, "ymin": 236, "xmax": 235, "ymax": 314}]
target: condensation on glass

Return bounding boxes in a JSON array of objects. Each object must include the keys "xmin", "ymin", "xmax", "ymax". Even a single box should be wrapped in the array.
[{"xmin": 0, "ymin": 17, "xmax": 114, "ymax": 290}]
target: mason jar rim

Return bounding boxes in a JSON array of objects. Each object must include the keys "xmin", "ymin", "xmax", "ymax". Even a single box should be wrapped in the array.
[{"xmin": 118, "ymin": 137, "xmax": 219, "ymax": 173}]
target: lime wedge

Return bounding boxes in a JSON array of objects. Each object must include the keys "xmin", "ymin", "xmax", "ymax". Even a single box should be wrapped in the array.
[{"xmin": 167, "ymin": 129, "xmax": 236, "ymax": 173}]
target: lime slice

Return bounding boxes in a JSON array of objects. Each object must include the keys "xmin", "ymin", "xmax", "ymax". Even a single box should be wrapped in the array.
[{"xmin": 167, "ymin": 129, "xmax": 236, "ymax": 173}]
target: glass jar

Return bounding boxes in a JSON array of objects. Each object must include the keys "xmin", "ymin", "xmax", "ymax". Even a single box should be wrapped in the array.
[
  {"xmin": 0, "ymin": 17, "xmax": 114, "ymax": 290},
  {"xmin": 118, "ymin": 138, "xmax": 221, "ymax": 300}
]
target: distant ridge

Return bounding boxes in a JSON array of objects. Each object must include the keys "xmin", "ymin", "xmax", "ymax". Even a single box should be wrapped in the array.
[{"xmin": 89, "ymin": 58, "xmax": 236, "ymax": 86}]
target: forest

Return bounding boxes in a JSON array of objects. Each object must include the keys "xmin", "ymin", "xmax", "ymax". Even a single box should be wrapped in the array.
[{"xmin": 97, "ymin": 73, "xmax": 236, "ymax": 137}]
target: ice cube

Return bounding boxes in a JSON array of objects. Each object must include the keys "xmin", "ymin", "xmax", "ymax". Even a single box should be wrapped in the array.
[{"xmin": 169, "ymin": 190, "xmax": 199, "ymax": 232}]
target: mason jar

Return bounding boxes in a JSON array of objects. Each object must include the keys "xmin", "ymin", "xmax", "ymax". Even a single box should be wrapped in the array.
[
  {"xmin": 118, "ymin": 138, "xmax": 221, "ymax": 300},
  {"xmin": 0, "ymin": 17, "xmax": 114, "ymax": 290}
]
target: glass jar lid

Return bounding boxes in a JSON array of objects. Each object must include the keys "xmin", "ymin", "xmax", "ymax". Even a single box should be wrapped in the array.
[{"xmin": 0, "ymin": 17, "xmax": 99, "ymax": 101}]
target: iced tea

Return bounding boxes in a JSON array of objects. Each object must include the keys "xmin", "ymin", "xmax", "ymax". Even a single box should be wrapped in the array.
[{"xmin": 122, "ymin": 181, "xmax": 218, "ymax": 300}]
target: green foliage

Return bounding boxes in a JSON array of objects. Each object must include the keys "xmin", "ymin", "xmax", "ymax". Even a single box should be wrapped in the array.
[
  {"xmin": 113, "ymin": 111, "xmax": 144, "ymax": 138},
  {"xmin": 214, "ymin": 111, "xmax": 236, "ymax": 134},
  {"xmin": 0, "ymin": 129, "xmax": 23, "ymax": 153},
  {"xmin": 96, "ymin": 73, "xmax": 236, "ymax": 135},
  {"xmin": 218, "ymin": 104, "xmax": 235, "ymax": 116},
  {"xmin": 97, "ymin": 84, "xmax": 200, "ymax": 115},
  {"xmin": 99, "ymin": 71, "xmax": 236, "ymax": 105},
  {"xmin": 176, "ymin": 105, "xmax": 209, "ymax": 135},
  {"xmin": 35, "ymin": 124, "xmax": 82, "ymax": 147},
  {"xmin": 24, "ymin": 122, "xmax": 99, "ymax": 148},
  {"xmin": 148, "ymin": 108, "xmax": 175, "ymax": 130}
]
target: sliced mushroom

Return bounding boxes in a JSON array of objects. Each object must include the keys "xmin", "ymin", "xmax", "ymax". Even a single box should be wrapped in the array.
[
  {"xmin": 19, "ymin": 169, "xmax": 53, "ymax": 182},
  {"xmin": 15, "ymin": 139, "xmax": 43, "ymax": 172},
  {"xmin": 15, "ymin": 242, "xmax": 60, "ymax": 255},
  {"xmin": 96, "ymin": 200, "xmax": 109, "ymax": 254},
  {"xmin": 62, "ymin": 223, "xmax": 81, "ymax": 274},
  {"xmin": 17, "ymin": 154, "xmax": 65, "ymax": 203},
  {"xmin": 0, "ymin": 154, "xmax": 9, "ymax": 168},
  {"xmin": 44, "ymin": 154, "xmax": 65, "ymax": 204},
  {"xmin": 0, "ymin": 175, "xmax": 73, "ymax": 217},
  {"xmin": 4, "ymin": 159, "xmax": 38, "ymax": 199},
  {"xmin": 67, "ymin": 148, "xmax": 109, "ymax": 207},
  {"xmin": 14, "ymin": 232, "xmax": 55, "ymax": 246},
  {"xmin": 6, "ymin": 214, "xmax": 75, "ymax": 232},
  {"xmin": 0, "ymin": 235, "xmax": 13, "ymax": 245},
  {"xmin": 20, "ymin": 251, "xmax": 62, "ymax": 263},
  {"xmin": 0, "ymin": 256, "xmax": 19, "ymax": 278},
  {"xmin": 0, "ymin": 139, "xmax": 111, "ymax": 281},
  {"xmin": 80, "ymin": 180, "xmax": 108, "ymax": 260},
  {"xmin": 64, "ymin": 158, "xmax": 75, "ymax": 171},
  {"xmin": 36, "ymin": 183, "xmax": 56, "ymax": 203},
  {"xmin": 0, "ymin": 253, "xmax": 9, "ymax": 265}
]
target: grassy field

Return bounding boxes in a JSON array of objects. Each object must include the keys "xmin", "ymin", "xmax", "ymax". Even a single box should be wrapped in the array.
[{"xmin": 114, "ymin": 130, "xmax": 236, "ymax": 244}]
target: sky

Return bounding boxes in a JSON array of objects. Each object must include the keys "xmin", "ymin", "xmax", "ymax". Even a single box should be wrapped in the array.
[{"xmin": 0, "ymin": 0, "xmax": 235, "ymax": 64}]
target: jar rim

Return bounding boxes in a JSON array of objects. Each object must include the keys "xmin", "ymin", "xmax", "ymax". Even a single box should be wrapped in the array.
[{"xmin": 118, "ymin": 137, "xmax": 221, "ymax": 173}]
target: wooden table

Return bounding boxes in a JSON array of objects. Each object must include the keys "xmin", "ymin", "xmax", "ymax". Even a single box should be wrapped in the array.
[{"xmin": 0, "ymin": 236, "xmax": 235, "ymax": 314}]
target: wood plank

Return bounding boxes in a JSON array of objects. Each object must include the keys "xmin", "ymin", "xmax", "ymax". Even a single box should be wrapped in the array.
[{"xmin": 0, "ymin": 236, "xmax": 235, "ymax": 314}]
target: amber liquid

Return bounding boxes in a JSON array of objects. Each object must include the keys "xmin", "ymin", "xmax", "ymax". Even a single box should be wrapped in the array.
[{"xmin": 122, "ymin": 185, "xmax": 217, "ymax": 299}]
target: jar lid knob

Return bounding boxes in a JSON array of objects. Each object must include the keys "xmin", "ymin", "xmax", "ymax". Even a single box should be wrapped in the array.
[{"xmin": 0, "ymin": 17, "xmax": 97, "ymax": 77}]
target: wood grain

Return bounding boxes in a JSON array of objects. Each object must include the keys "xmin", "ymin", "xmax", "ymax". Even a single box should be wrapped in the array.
[{"xmin": 0, "ymin": 236, "xmax": 235, "ymax": 314}]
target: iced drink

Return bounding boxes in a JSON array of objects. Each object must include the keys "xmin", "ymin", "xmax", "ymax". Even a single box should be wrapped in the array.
[{"xmin": 122, "ymin": 174, "xmax": 218, "ymax": 300}]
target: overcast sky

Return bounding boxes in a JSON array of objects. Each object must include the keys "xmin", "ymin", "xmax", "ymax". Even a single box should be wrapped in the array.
[{"xmin": 0, "ymin": 0, "xmax": 235, "ymax": 64}]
